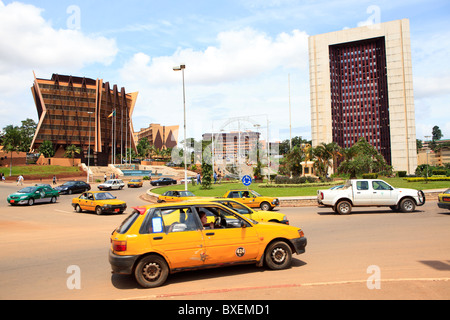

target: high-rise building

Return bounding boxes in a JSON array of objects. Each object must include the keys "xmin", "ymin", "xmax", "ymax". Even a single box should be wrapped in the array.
[
  {"xmin": 30, "ymin": 73, "xmax": 138, "ymax": 166},
  {"xmin": 309, "ymin": 19, "xmax": 417, "ymax": 173}
]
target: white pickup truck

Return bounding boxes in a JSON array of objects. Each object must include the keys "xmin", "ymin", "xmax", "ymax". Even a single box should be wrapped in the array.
[{"xmin": 317, "ymin": 179, "xmax": 425, "ymax": 215}]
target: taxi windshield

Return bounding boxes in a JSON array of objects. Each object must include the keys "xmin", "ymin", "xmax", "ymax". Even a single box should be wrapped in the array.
[
  {"xmin": 179, "ymin": 191, "xmax": 195, "ymax": 197},
  {"xmin": 95, "ymin": 192, "xmax": 115, "ymax": 200},
  {"xmin": 18, "ymin": 187, "xmax": 37, "ymax": 193},
  {"xmin": 251, "ymin": 190, "xmax": 262, "ymax": 197}
]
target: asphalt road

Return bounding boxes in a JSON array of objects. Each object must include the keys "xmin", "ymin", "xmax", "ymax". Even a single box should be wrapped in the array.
[{"xmin": 1, "ymin": 181, "xmax": 449, "ymax": 300}]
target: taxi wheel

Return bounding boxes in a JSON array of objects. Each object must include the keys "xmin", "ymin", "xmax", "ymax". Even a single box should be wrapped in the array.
[
  {"xmin": 265, "ymin": 241, "xmax": 292, "ymax": 270},
  {"xmin": 28, "ymin": 198, "xmax": 34, "ymax": 206},
  {"xmin": 95, "ymin": 206, "xmax": 103, "ymax": 215},
  {"xmin": 135, "ymin": 255, "xmax": 169, "ymax": 288},
  {"xmin": 75, "ymin": 205, "xmax": 82, "ymax": 213},
  {"xmin": 260, "ymin": 202, "xmax": 271, "ymax": 211}
]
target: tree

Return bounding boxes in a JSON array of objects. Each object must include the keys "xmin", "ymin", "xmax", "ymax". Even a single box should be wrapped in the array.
[
  {"xmin": 284, "ymin": 145, "xmax": 304, "ymax": 177},
  {"xmin": 136, "ymin": 138, "xmax": 151, "ymax": 158},
  {"xmin": 39, "ymin": 140, "xmax": 55, "ymax": 158},
  {"xmin": 337, "ymin": 138, "xmax": 391, "ymax": 178},
  {"xmin": 1, "ymin": 125, "xmax": 22, "ymax": 176},
  {"xmin": 18, "ymin": 118, "xmax": 37, "ymax": 152},
  {"xmin": 432, "ymin": 126, "xmax": 443, "ymax": 141},
  {"xmin": 64, "ymin": 145, "xmax": 81, "ymax": 166}
]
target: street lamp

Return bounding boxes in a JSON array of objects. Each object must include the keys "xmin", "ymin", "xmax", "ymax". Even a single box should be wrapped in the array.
[
  {"xmin": 173, "ymin": 64, "xmax": 188, "ymax": 191},
  {"xmin": 87, "ymin": 111, "xmax": 94, "ymax": 183}
]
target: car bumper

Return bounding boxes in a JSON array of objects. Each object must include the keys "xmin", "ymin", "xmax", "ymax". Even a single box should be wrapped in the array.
[
  {"xmin": 438, "ymin": 202, "xmax": 450, "ymax": 210},
  {"xmin": 289, "ymin": 237, "xmax": 307, "ymax": 255},
  {"xmin": 7, "ymin": 199, "xmax": 28, "ymax": 205},
  {"xmin": 101, "ymin": 205, "xmax": 127, "ymax": 214},
  {"xmin": 109, "ymin": 251, "xmax": 139, "ymax": 275}
]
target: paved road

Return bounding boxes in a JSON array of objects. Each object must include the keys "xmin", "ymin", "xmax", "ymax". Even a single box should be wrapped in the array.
[{"xmin": 0, "ymin": 181, "xmax": 449, "ymax": 300}]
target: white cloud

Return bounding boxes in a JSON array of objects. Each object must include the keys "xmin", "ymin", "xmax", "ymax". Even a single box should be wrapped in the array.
[
  {"xmin": 120, "ymin": 28, "xmax": 310, "ymax": 140},
  {"xmin": 0, "ymin": 1, "xmax": 118, "ymax": 128}
]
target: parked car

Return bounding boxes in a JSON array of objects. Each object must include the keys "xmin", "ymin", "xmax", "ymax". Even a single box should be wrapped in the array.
[
  {"xmin": 437, "ymin": 188, "xmax": 450, "ymax": 210},
  {"xmin": 223, "ymin": 189, "xmax": 280, "ymax": 211},
  {"xmin": 54, "ymin": 181, "xmax": 91, "ymax": 195},
  {"xmin": 98, "ymin": 179, "xmax": 125, "ymax": 191},
  {"xmin": 109, "ymin": 201, "xmax": 307, "ymax": 288},
  {"xmin": 127, "ymin": 179, "xmax": 143, "ymax": 188},
  {"xmin": 150, "ymin": 178, "xmax": 177, "ymax": 186},
  {"xmin": 72, "ymin": 191, "xmax": 127, "ymax": 215},
  {"xmin": 7, "ymin": 185, "xmax": 59, "ymax": 206},
  {"xmin": 317, "ymin": 179, "xmax": 425, "ymax": 214}
]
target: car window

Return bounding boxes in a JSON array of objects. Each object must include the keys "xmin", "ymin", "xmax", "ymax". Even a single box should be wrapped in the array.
[
  {"xmin": 96, "ymin": 192, "xmax": 114, "ymax": 200},
  {"xmin": 372, "ymin": 181, "xmax": 392, "ymax": 190},
  {"xmin": 356, "ymin": 181, "xmax": 368, "ymax": 190},
  {"xmin": 228, "ymin": 191, "xmax": 240, "ymax": 198},
  {"xmin": 193, "ymin": 205, "xmax": 250, "ymax": 229},
  {"xmin": 158, "ymin": 207, "xmax": 199, "ymax": 233},
  {"xmin": 216, "ymin": 201, "xmax": 252, "ymax": 215},
  {"xmin": 116, "ymin": 211, "xmax": 140, "ymax": 234}
]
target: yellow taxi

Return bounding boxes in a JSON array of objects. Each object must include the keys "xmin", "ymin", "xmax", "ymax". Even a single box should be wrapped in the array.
[
  {"xmin": 157, "ymin": 190, "xmax": 197, "ymax": 203},
  {"xmin": 127, "ymin": 179, "xmax": 143, "ymax": 188},
  {"xmin": 223, "ymin": 189, "xmax": 280, "ymax": 211},
  {"xmin": 72, "ymin": 191, "xmax": 127, "ymax": 215},
  {"xmin": 438, "ymin": 188, "xmax": 450, "ymax": 210},
  {"xmin": 109, "ymin": 201, "xmax": 307, "ymax": 288},
  {"xmin": 198, "ymin": 198, "xmax": 289, "ymax": 224}
]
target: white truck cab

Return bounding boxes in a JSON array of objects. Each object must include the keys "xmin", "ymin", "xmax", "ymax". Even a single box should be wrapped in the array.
[{"xmin": 317, "ymin": 179, "xmax": 425, "ymax": 215}]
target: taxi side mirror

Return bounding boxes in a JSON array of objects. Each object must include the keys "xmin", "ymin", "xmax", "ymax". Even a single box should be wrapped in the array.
[{"xmin": 240, "ymin": 221, "xmax": 247, "ymax": 228}]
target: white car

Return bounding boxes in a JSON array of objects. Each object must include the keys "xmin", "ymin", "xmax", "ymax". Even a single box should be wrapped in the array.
[
  {"xmin": 317, "ymin": 179, "xmax": 425, "ymax": 214},
  {"xmin": 98, "ymin": 179, "xmax": 125, "ymax": 191}
]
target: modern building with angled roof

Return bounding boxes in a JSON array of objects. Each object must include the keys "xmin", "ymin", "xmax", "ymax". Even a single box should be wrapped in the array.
[
  {"xmin": 30, "ymin": 73, "xmax": 138, "ymax": 166},
  {"xmin": 134, "ymin": 123, "xmax": 179, "ymax": 151}
]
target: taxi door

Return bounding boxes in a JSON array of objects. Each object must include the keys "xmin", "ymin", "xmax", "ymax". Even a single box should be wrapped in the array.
[
  {"xmin": 148, "ymin": 207, "xmax": 206, "ymax": 270},
  {"xmin": 196, "ymin": 205, "xmax": 260, "ymax": 265}
]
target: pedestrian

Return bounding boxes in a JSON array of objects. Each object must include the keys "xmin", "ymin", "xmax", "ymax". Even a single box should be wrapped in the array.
[
  {"xmin": 196, "ymin": 172, "xmax": 201, "ymax": 185},
  {"xmin": 52, "ymin": 175, "xmax": 57, "ymax": 185},
  {"xmin": 213, "ymin": 171, "xmax": 217, "ymax": 184},
  {"xmin": 17, "ymin": 174, "xmax": 24, "ymax": 186},
  {"xmin": 104, "ymin": 173, "xmax": 107, "ymax": 182}
]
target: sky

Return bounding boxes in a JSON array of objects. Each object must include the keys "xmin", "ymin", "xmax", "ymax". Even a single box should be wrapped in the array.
[{"xmin": 0, "ymin": 0, "xmax": 449, "ymax": 143}]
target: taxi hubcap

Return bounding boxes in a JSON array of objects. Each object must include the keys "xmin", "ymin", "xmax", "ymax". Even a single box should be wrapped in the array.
[
  {"xmin": 271, "ymin": 248, "xmax": 287, "ymax": 263},
  {"xmin": 142, "ymin": 262, "xmax": 161, "ymax": 281}
]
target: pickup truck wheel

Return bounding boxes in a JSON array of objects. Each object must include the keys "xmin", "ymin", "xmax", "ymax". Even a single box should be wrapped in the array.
[
  {"xmin": 336, "ymin": 200, "xmax": 352, "ymax": 215},
  {"xmin": 399, "ymin": 198, "xmax": 415, "ymax": 213}
]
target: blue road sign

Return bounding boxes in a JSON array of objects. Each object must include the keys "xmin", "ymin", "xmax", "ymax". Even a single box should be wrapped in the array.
[{"xmin": 242, "ymin": 175, "xmax": 252, "ymax": 186}]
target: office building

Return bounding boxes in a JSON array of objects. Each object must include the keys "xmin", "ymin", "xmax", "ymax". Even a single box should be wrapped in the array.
[{"xmin": 309, "ymin": 19, "xmax": 417, "ymax": 173}]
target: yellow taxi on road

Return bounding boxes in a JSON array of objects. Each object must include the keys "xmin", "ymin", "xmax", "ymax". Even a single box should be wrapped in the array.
[
  {"xmin": 109, "ymin": 201, "xmax": 307, "ymax": 288},
  {"xmin": 72, "ymin": 191, "xmax": 127, "ymax": 215},
  {"xmin": 157, "ymin": 190, "xmax": 197, "ymax": 203},
  {"xmin": 223, "ymin": 189, "xmax": 280, "ymax": 211},
  {"xmin": 208, "ymin": 198, "xmax": 289, "ymax": 224},
  {"xmin": 127, "ymin": 179, "xmax": 143, "ymax": 188},
  {"xmin": 438, "ymin": 188, "xmax": 450, "ymax": 210}
]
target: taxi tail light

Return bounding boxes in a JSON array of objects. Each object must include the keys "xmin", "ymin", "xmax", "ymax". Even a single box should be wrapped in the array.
[{"xmin": 112, "ymin": 240, "xmax": 127, "ymax": 252}]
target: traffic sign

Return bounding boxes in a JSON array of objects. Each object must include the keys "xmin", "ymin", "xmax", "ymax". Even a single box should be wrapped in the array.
[{"xmin": 242, "ymin": 175, "xmax": 252, "ymax": 186}]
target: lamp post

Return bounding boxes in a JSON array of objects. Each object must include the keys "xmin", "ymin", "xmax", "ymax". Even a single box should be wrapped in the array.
[
  {"xmin": 173, "ymin": 64, "xmax": 188, "ymax": 191},
  {"xmin": 87, "ymin": 111, "xmax": 94, "ymax": 183}
]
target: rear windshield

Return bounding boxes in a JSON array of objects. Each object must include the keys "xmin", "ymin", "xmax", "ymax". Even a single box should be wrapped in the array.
[{"xmin": 115, "ymin": 211, "xmax": 140, "ymax": 234}]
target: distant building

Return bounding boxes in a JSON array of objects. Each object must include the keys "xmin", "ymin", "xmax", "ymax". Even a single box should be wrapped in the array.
[
  {"xmin": 309, "ymin": 19, "xmax": 417, "ymax": 174},
  {"xmin": 202, "ymin": 131, "xmax": 261, "ymax": 161},
  {"xmin": 418, "ymin": 140, "xmax": 450, "ymax": 167},
  {"xmin": 134, "ymin": 124, "xmax": 179, "ymax": 150},
  {"xmin": 30, "ymin": 73, "xmax": 138, "ymax": 166}
]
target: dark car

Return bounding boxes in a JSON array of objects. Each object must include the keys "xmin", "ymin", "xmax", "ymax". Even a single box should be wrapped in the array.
[
  {"xmin": 150, "ymin": 178, "xmax": 177, "ymax": 186},
  {"xmin": 54, "ymin": 181, "xmax": 91, "ymax": 194}
]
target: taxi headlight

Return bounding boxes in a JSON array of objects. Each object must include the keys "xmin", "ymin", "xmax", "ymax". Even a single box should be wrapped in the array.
[{"xmin": 298, "ymin": 229, "xmax": 305, "ymax": 238}]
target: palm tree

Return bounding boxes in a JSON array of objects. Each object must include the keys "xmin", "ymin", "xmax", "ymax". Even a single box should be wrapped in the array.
[
  {"xmin": 64, "ymin": 145, "xmax": 81, "ymax": 166},
  {"xmin": 312, "ymin": 144, "xmax": 333, "ymax": 179}
]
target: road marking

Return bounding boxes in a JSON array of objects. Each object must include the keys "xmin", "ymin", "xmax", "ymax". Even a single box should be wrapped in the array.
[
  {"xmin": 119, "ymin": 277, "xmax": 450, "ymax": 300},
  {"xmin": 54, "ymin": 209, "xmax": 73, "ymax": 214}
]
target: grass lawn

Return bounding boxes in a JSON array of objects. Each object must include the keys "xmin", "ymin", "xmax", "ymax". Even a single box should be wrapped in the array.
[
  {"xmin": 151, "ymin": 177, "xmax": 449, "ymax": 198},
  {"xmin": 0, "ymin": 165, "xmax": 80, "ymax": 177}
]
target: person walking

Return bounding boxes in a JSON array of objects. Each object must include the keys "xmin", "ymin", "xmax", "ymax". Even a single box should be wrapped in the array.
[
  {"xmin": 17, "ymin": 174, "xmax": 24, "ymax": 186},
  {"xmin": 52, "ymin": 175, "xmax": 57, "ymax": 185}
]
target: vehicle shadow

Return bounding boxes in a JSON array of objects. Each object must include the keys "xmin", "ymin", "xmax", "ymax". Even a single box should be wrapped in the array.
[
  {"xmin": 317, "ymin": 207, "xmax": 427, "ymax": 216},
  {"xmin": 111, "ymin": 258, "xmax": 307, "ymax": 290}
]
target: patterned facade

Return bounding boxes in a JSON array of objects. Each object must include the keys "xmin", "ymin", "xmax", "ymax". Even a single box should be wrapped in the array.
[{"xmin": 31, "ymin": 73, "xmax": 138, "ymax": 166}]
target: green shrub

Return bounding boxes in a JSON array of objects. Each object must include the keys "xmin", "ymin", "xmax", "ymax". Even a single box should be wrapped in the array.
[
  {"xmin": 396, "ymin": 171, "xmax": 407, "ymax": 177},
  {"xmin": 362, "ymin": 173, "xmax": 378, "ymax": 179}
]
